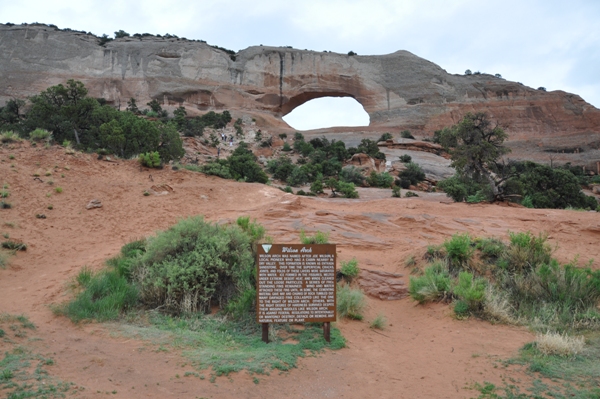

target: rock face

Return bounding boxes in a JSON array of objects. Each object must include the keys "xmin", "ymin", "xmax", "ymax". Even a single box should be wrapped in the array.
[
  {"xmin": 358, "ymin": 269, "xmax": 407, "ymax": 300},
  {"xmin": 2, "ymin": 23, "xmax": 600, "ymax": 164}
]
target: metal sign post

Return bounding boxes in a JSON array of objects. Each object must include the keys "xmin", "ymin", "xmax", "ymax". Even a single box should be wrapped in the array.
[{"xmin": 256, "ymin": 244, "xmax": 337, "ymax": 343}]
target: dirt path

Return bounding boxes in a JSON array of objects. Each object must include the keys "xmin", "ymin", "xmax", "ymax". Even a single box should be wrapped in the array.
[{"xmin": 1, "ymin": 143, "xmax": 599, "ymax": 398}]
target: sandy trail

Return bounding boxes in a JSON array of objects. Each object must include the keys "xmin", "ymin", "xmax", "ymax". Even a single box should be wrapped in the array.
[{"xmin": 1, "ymin": 143, "xmax": 599, "ymax": 398}]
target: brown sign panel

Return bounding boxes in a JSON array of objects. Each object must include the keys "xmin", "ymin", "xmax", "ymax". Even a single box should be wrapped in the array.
[{"xmin": 256, "ymin": 244, "xmax": 336, "ymax": 323}]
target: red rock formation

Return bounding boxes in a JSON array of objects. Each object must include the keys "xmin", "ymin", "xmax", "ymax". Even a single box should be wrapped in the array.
[{"xmin": 1, "ymin": 23, "xmax": 599, "ymax": 165}]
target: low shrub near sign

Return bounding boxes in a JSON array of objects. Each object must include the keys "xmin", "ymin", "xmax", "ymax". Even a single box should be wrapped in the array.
[{"xmin": 56, "ymin": 215, "xmax": 345, "ymax": 379}]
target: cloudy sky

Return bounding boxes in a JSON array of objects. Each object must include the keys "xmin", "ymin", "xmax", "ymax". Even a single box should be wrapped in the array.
[{"xmin": 2, "ymin": 0, "xmax": 598, "ymax": 130}]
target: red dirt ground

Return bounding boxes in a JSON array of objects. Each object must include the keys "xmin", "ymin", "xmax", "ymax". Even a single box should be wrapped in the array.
[{"xmin": 1, "ymin": 142, "xmax": 599, "ymax": 398}]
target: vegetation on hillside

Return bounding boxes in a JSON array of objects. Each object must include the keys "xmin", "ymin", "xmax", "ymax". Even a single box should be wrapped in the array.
[
  {"xmin": 55, "ymin": 218, "xmax": 345, "ymax": 379},
  {"xmin": 436, "ymin": 112, "xmax": 598, "ymax": 209},
  {"xmin": 410, "ymin": 231, "xmax": 600, "ymax": 332}
]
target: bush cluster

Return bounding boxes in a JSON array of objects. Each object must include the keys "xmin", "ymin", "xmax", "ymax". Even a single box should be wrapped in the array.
[
  {"xmin": 438, "ymin": 161, "xmax": 598, "ymax": 209},
  {"xmin": 200, "ymin": 142, "xmax": 268, "ymax": 183},
  {"xmin": 409, "ymin": 232, "xmax": 600, "ymax": 331},
  {"xmin": 60, "ymin": 216, "xmax": 267, "ymax": 321},
  {"xmin": 0, "ymin": 80, "xmax": 185, "ymax": 164}
]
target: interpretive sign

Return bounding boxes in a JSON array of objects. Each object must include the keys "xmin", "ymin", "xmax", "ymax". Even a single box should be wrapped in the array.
[{"xmin": 256, "ymin": 244, "xmax": 336, "ymax": 324}]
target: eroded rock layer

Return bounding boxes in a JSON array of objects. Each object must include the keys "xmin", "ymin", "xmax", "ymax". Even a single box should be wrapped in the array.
[{"xmin": 2, "ymin": 23, "xmax": 600, "ymax": 163}]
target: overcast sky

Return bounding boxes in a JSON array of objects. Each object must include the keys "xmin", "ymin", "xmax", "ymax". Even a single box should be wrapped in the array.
[{"xmin": 2, "ymin": 0, "xmax": 598, "ymax": 130}]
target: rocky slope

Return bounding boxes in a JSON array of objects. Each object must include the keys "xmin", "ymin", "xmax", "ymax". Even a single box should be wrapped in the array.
[{"xmin": 1, "ymin": 23, "xmax": 600, "ymax": 166}]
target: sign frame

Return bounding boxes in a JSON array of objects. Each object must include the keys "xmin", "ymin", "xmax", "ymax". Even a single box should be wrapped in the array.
[{"xmin": 256, "ymin": 244, "xmax": 337, "ymax": 343}]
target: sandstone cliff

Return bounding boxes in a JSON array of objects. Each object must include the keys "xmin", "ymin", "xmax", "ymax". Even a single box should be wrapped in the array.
[{"xmin": 2, "ymin": 23, "xmax": 600, "ymax": 165}]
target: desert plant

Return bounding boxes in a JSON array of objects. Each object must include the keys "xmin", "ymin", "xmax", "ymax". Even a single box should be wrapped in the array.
[
  {"xmin": 310, "ymin": 177, "xmax": 324, "ymax": 194},
  {"xmin": 299, "ymin": 230, "xmax": 329, "ymax": 244},
  {"xmin": 501, "ymin": 231, "xmax": 552, "ymax": 273},
  {"xmin": 0, "ymin": 131, "xmax": 21, "ymax": 143},
  {"xmin": 0, "ymin": 250, "xmax": 10, "ymax": 269},
  {"xmin": 337, "ymin": 284, "xmax": 365, "ymax": 320},
  {"xmin": 400, "ymin": 130, "xmax": 415, "ymax": 139},
  {"xmin": 61, "ymin": 267, "xmax": 138, "ymax": 322},
  {"xmin": 339, "ymin": 258, "xmax": 360, "ymax": 282},
  {"xmin": 1, "ymin": 240, "xmax": 27, "ymax": 251},
  {"xmin": 139, "ymin": 151, "xmax": 161, "ymax": 168},
  {"xmin": 378, "ymin": 133, "xmax": 393, "ymax": 142},
  {"xmin": 405, "ymin": 191, "xmax": 419, "ymax": 197},
  {"xmin": 476, "ymin": 237, "xmax": 506, "ymax": 261},
  {"xmin": 0, "ymin": 201, "xmax": 12, "ymax": 209},
  {"xmin": 392, "ymin": 186, "xmax": 401, "ymax": 197},
  {"xmin": 398, "ymin": 154, "xmax": 412, "ymax": 163},
  {"xmin": 452, "ymin": 271, "xmax": 486, "ymax": 314},
  {"xmin": 370, "ymin": 313, "xmax": 387, "ymax": 330},
  {"xmin": 340, "ymin": 166, "xmax": 365, "ymax": 186},
  {"xmin": 367, "ymin": 171, "xmax": 394, "ymax": 188},
  {"xmin": 130, "ymin": 216, "xmax": 256, "ymax": 314},
  {"xmin": 398, "ymin": 162, "xmax": 425, "ymax": 186},
  {"xmin": 535, "ymin": 332, "xmax": 584, "ymax": 357},
  {"xmin": 338, "ymin": 181, "xmax": 359, "ymax": 198},
  {"xmin": 54, "ymin": 186, "xmax": 63, "ymax": 194},
  {"xmin": 409, "ymin": 262, "xmax": 452, "ymax": 303},
  {"xmin": 443, "ymin": 233, "xmax": 475, "ymax": 272},
  {"xmin": 29, "ymin": 128, "xmax": 52, "ymax": 142}
]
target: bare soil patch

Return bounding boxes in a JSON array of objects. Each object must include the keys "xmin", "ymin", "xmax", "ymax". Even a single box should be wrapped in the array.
[{"xmin": 1, "ymin": 142, "xmax": 599, "ymax": 398}]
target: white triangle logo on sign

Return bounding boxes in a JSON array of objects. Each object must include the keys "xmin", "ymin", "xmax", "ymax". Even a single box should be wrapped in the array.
[{"xmin": 262, "ymin": 244, "xmax": 272, "ymax": 253}]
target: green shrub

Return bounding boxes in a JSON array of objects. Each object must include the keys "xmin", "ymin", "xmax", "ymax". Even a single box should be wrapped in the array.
[
  {"xmin": 0, "ymin": 131, "xmax": 21, "ymax": 143},
  {"xmin": 337, "ymin": 284, "xmax": 366, "ymax": 320},
  {"xmin": 0, "ymin": 201, "xmax": 12, "ymax": 209},
  {"xmin": 405, "ymin": 191, "xmax": 419, "ymax": 197},
  {"xmin": 400, "ymin": 130, "xmax": 415, "ymax": 139},
  {"xmin": 453, "ymin": 271, "xmax": 486, "ymax": 313},
  {"xmin": 286, "ymin": 167, "xmax": 309, "ymax": 187},
  {"xmin": 367, "ymin": 171, "xmax": 394, "ymax": 188},
  {"xmin": 1, "ymin": 240, "xmax": 26, "ymax": 251},
  {"xmin": 139, "ymin": 151, "xmax": 161, "ymax": 168},
  {"xmin": 340, "ymin": 258, "xmax": 360, "ymax": 282},
  {"xmin": 437, "ymin": 174, "xmax": 485, "ymax": 202},
  {"xmin": 370, "ymin": 313, "xmax": 387, "ymax": 330},
  {"xmin": 453, "ymin": 300, "xmax": 470, "ymax": 317},
  {"xmin": 338, "ymin": 181, "xmax": 359, "ymax": 198},
  {"xmin": 283, "ymin": 186, "xmax": 293, "ymax": 193},
  {"xmin": 299, "ymin": 230, "xmax": 329, "ymax": 244},
  {"xmin": 521, "ymin": 195, "xmax": 534, "ymax": 208},
  {"xmin": 29, "ymin": 128, "xmax": 52, "ymax": 142},
  {"xmin": 399, "ymin": 154, "xmax": 412, "ymax": 163},
  {"xmin": 310, "ymin": 177, "xmax": 324, "ymax": 194},
  {"xmin": 282, "ymin": 142, "xmax": 292, "ymax": 151},
  {"xmin": 443, "ymin": 233, "xmax": 474, "ymax": 272},
  {"xmin": 392, "ymin": 186, "xmax": 401, "ymax": 197},
  {"xmin": 476, "ymin": 238, "xmax": 506, "ymax": 261},
  {"xmin": 340, "ymin": 166, "xmax": 365, "ymax": 186},
  {"xmin": 399, "ymin": 162, "xmax": 425, "ymax": 186},
  {"xmin": 227, "ymin": 142, "xmax": 269, "ymax": 183},
  {"xmin": 409, "ymin": 262, "xmax": 452, "ymax": 303},
  {"xmin": 130, "ymin": 216, "xmax": 255, "ymax": 314},
  {"xmin": 199, "ymin": 161, "xmax": 232, "ymax": 179},
  {"xmin": 378, "ymin": 133, "xmax": 393, "ymax": 142},
  {"xmin": 61, "ymin": 268, "xmax": 138, "ymax": 322},
  {"xmin": 501, "ymin": 231, "xmax": 552, "ymax": 273},
  {"xmin": 466, "ymin": 191, "xmax": 487, "ymax": 203}
]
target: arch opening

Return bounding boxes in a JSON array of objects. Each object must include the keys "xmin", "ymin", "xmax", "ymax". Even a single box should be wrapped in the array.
[{"xmin": 282, "ymin": 96, "xmax": 370, "ymax": 131}]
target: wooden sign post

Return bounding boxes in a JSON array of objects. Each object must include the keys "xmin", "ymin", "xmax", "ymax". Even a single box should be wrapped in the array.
[{"xmin": 256, "ymin": 244, "xmax": 337, "ymax": 343}]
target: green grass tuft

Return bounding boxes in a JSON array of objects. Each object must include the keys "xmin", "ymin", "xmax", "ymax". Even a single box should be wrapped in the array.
[
  {"xmin": 337, "ymin": 284, "xmax": 366, "ymax": 320},
  {"xmin": 299, "ymin": 229, "xmax": 329, "ymax": 244},
  {"xmin": 370, "ymin": 313, "xmax": 387, "ymax": 330}
]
